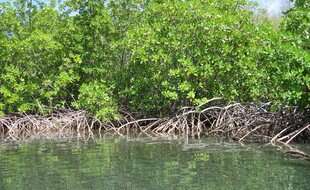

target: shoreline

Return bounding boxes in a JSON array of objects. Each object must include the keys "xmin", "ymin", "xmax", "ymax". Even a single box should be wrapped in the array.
[
  {"xmin": 1, "ymin": 103, "xmax": 309, "ymax": 142},
  {"xmin": 1, "ymin": 101, "xmax": 309, "ymax": 159}
]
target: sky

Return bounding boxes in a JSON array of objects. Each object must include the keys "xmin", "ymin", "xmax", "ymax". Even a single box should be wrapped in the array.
[
  {"xmin": 0, "ymin": 0, "xmax": 293, "ymax": 17},
  {"xmin": 256, "ymin": 0, "xmax": 292, "ymax": 17}
]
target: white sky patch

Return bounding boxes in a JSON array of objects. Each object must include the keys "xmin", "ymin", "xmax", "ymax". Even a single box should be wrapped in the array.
[{"xmin": 256, "ymin": 0, "xmax": 292, "ymax": 17}]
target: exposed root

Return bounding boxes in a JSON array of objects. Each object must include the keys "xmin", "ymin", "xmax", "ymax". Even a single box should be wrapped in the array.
[
  {"xmin": 0, "ymin": 101, "xmax": 309, "ymax": 159},
  {"xmin": 271, "ymin": 140, "xmax": 310, "ymax": 161},
  {"xmin": 0, "ymin": 109, "xmax": 97, "ymax": 141}
]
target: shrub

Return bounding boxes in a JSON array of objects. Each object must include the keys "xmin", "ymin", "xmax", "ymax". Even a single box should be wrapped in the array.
[{"xmin": 74, "ymin": 82, "xmax": 119, "ymax": 121}]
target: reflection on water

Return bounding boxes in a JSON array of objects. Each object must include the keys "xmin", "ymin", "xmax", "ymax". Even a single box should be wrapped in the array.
[{"xmin": 0, "ymin": 137, "xmax": 309, "ymax": 190}]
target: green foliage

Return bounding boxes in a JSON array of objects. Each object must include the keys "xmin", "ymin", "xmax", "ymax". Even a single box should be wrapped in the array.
[
  {"xmin": 74, "ymin": 82, "xmax": 119, "ymax": 121},
  {"xmin": 0, "ymin": 0, "xmax": 309, "ymax": 120},
  {"xmin": 282, "ymin": 0, "xmax": 310, "ymax": 50},
  {"xmin": 120, "ymin": 0, "xmax": 309, "ymax": 113},
  {"xmin": 0, "ymin": 2, "xmax": 80, "ymax": 113},
  {"xmin": 64, "ymin": 0, "xmax": 116, "ymax": 81}
]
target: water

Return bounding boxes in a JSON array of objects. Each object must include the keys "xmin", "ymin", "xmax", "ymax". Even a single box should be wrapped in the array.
[{"xmin": 0, "ymin": 137, "xmax": 309, "ymax": 190}]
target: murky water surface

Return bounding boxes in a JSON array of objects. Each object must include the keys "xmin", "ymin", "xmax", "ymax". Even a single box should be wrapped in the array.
[{"xmin": 0, "ymin": 137, "xmax": 309, "ymax": 190}]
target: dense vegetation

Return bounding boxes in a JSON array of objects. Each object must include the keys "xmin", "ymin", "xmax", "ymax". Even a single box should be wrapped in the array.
[{"xmin": 0, "ymin": 0, "xmax": 309, "ymax": 120}]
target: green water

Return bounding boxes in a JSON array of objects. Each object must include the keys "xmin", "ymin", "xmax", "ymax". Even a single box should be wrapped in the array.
[{"xmin": 0, "ymin": 137, "xmax": 309, "ymax": 190}]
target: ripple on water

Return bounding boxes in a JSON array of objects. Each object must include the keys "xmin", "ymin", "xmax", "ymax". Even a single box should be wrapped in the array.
[{"xmin": 0, "ymin": 137, "xmax": 309, "ymax": 190}]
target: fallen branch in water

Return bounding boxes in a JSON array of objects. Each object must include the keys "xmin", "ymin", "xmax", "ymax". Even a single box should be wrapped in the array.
[{"xmin": 271, "ymin": 140, "xmax": 310, "ymax": 161}]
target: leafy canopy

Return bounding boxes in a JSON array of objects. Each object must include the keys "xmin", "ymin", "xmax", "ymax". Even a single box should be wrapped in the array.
[{"xmin": 0, "ymin": 0, "xmax": 308, "ymax": 119}]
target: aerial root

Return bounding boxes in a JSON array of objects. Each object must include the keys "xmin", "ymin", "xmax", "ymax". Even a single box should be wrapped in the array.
[
  {"xmin": 0, "ymin": 109, "xmax": 94, "ymax": 141},
  {"xmin": 0, "ymin": 101, "xmax": 309, "ymax": 159}
]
